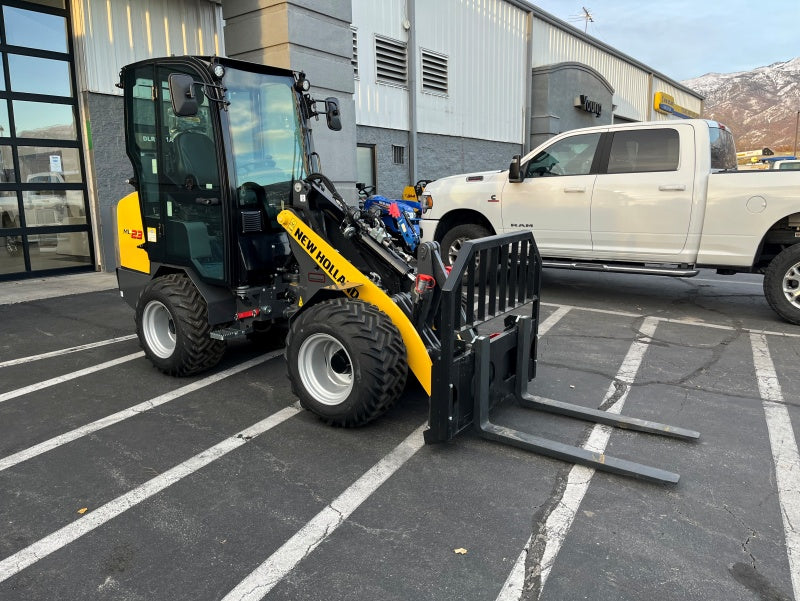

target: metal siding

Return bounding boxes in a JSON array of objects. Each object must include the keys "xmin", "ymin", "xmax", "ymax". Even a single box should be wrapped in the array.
[
  {"xmin": 352, "ymin": 0, "xmax": 410, "ymax": 131},
  {"xmin": 531, "ymin": 16, "xmax": 652, "ymax": 121},
  {"xmin": 353, "ymin": 0, "xmax": 527, "ymax": 142},
  {"xmin": 74, "ymin": 0, "xmax": 224, "ymax": 95}
]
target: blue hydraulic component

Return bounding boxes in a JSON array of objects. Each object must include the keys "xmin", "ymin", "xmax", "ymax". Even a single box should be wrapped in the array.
[{"xmin": 363, "ymin": 195, "xmax": 422, "ymax": 252}]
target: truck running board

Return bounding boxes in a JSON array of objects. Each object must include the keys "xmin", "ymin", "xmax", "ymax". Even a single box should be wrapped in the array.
[
  {"xmin": 542, "ymin": 259, "xmax": 699, "ymax": 277},
  {"xmin": 426, "ymin": 231, "xmax": 699, "ymax": 484}
]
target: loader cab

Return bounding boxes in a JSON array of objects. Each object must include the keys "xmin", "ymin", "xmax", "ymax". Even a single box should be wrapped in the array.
[{"xmin": 121, "ymin": 56, "xmax": 309, "ymax": 288}]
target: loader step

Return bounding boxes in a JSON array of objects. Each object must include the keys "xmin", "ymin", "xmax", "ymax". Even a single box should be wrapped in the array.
[{"xmin": 210, "ymin": 327, "xmax": 246, "ymax": 340}]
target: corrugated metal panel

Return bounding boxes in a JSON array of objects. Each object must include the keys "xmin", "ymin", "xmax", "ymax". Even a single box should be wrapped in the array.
[
  {"xmin": 353, "ymin": 0, "xmax": 528, "ymax": 143},
  {"xmin": 531, "ymin": 16, "xmax": 652, "ymax": 121},
  {"xmin": 415, "ymin": 0, "xmax": 527, "ymax": 142},
  {"xmin": 352, "ymin": 0, "xmax": 410, "ymax": 131},
  {"xmin": 72, "ymin": 0, "xmax": 224, "ymax": 95}
]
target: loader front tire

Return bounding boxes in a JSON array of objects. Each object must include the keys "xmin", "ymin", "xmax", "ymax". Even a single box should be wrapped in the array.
[
  {"xmin": 135, "ymin": 273, "xmax": 226, "ymax": 376},
  {"xmin": 286, "ymin": 298, "xmax": 407, "ymax": 427}
]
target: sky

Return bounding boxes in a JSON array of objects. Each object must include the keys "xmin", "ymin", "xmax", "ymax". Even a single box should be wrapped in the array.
[{"xmin": 529, "ymin": 1, "xmax": 799, "ymax": 82}]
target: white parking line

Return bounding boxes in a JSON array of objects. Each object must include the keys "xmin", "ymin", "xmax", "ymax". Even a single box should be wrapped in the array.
[
  {"xmin": 0, "ymin": 335, "xmax": 138, "ymax": 368},
  {"xmin": 750, "ymin": 334, "xmax": 800, "ymax": 599},
  {"xmin": 0, "ymin": 352, "xmax": 144, "ymax": 404},
  {"xmin": 221, "ymin": 424, "xmax": 427, "ymax": 601},
  {"xmin": 540, "ymin": 302, "xmax": 800, "ymax": 339},
  {"xmin": 497, "ymin": 317, "xmax": 658, "ymax": 601},
  {"xmin": 691, "ymin": 277, "xmax": 762, "ymax": 286},
  {"xmin": 0, "ymin": 405, "xmax": 301, "ymax": 585},
  {"xmin": 538, "ymin": 306, "xmax": 570, "ymax": 336},
  {"xmin": 0, "ymin": 352, "xmax": 283, "ymax": 473}
]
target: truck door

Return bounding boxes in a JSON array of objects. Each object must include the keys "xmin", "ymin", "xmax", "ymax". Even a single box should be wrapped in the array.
[
  {"xmin": 591, "ymin": 126, "xmax": 694, "ymax": 256},
  {"xmin": 124, "ymin": 63, "xmax": 226, "ymax": 283},
  {"xmin": 500, "ymin": 132, "xmax": 600, "ymax": 254}
]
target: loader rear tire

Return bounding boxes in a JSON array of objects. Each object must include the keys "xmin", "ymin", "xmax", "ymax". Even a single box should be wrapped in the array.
[
  {"xmin": 135, "ymin": 273, "xmax": 226, "ymax": 376},
  {"xmin": 286, "ymin": 297, "xmax": 407, "ymax": 427}
]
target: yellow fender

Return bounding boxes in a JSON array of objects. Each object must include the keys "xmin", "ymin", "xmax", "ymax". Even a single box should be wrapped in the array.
[
  {"xmin": 116, "ymin": 192, "xmax": 150, "ymax": 274},
  {"xmin": 277, "ymin": 209, "xmax": 432, "ymax": 395}
]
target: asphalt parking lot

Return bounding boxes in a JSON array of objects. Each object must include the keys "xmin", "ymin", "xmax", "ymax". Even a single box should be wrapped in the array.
[{"xmin": 0, "ymin": 268, "xmax": 798, "ymax": 601}]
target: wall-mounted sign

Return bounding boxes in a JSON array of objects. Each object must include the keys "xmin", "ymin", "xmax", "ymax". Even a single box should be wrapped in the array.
[
  {"xmin": 573, "ymin": 95, "xmax": 602, "ymax": 117},
  {"xmin": 653, "ymin": 92, "xmax": 700, "ymax": 119}
]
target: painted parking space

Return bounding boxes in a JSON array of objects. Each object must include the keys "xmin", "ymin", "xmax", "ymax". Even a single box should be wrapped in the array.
[{"xmin": 0, "ymin": 273, "xmax": 797, "ymax": 601}]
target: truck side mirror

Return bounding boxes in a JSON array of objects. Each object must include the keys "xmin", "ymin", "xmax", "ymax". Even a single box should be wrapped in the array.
[
  {"xmin": 508, "ymin": 155, "xmax": 523, "ymax": 182},
  {"xmin": 168, "ymin": 73, "xmax": 199, "ymax": 117},
  {"xmin": 325, "ymin": 97, "xmax": 342, "ymax": 131}
]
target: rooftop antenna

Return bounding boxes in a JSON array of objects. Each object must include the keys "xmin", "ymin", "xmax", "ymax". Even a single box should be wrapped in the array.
[
  {"xmin": 567, "ymin": 6, "xmax": 595, "ymax": 33},
  {"xmin": 580, "ymin": 6, "xmax": 594, "ymax": 33}
]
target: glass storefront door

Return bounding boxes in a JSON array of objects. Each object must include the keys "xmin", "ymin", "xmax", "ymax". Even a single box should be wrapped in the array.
[{"xmin": 0, "ymin": 0, "xmax": 94, "ymax": 278}]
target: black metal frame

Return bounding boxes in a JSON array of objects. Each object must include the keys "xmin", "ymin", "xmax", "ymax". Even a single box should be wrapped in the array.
[
  {"xmin": 425, "ymin": 230, "xmax": 699, "ymax": 484},
  {"xmin": 0, "ymin": 0, "xmax": 95, "ymax": 280}
]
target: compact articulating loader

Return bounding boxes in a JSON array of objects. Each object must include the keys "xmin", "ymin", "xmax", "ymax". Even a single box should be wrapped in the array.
[{"xmin": 116, "ymin": 56, "xmax": 698, "ymax": 484}]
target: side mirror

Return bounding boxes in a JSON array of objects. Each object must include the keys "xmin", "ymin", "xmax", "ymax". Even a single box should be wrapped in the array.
[
  {"xmin": 508, "ymin": 155, "xmax": 523, "ymax": 182},
  {"xmin": 325, "ymin": 97, "xmax": 342, "ymax": 131},
  {"xmin": 168, "ymin": 73, "xmax": 199, "ymax": 117}
]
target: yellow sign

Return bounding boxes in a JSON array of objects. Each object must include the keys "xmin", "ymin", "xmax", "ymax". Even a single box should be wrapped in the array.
[{"xmin": 653, "ymin": 92, "xmax": 700, "ymax": 119}]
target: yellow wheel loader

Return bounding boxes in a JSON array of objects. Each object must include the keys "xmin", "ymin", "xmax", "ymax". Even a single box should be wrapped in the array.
[{"xmin": 116, "ymin": 56, "xmax": 698, "ymax": 482}]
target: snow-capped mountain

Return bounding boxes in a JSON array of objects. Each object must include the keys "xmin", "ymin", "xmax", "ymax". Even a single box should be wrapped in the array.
[{"xmin": 681, "ymin": 57, "xmax": 800, "ymax": 152}]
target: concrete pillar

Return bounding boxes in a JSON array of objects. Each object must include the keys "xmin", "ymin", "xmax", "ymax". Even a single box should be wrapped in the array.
[{"xmin": 222, "ymin": 0, "xmax": 357, "ymax": 201}]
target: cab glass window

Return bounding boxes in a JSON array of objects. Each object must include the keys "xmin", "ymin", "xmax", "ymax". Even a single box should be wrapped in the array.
[
  {"xmin": 525, "ymin": 133, "xmax": 600, "ymax": 178},
  {"xmin": 3, "ymin": 6, "xmax": 68, "ymax": 53},
  {"xmin": 709, "ymin": 125, "xmax": 736, "ymax": 171},
  {"xmin": 607, "ymin": 129, "xmax": 679, "ymax": 173}
]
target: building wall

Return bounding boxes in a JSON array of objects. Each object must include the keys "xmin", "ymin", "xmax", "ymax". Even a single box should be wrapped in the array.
[
  {"xmin": 353, "ymin": 0, "xmax": 528, "ymax": 144},
  {"xmin": 531, "ymin": 13, "xmax": 702, "ymax": 122},
  {"xmin": 84, "ymin": 92, "xmax": 129, "ymax": 271},
  {"xmin": 72, "ymin": 0, "xmax": 224, "ymax": 95},
  {"xmin": 358, "ymin": 125, "xmax": 519, "ymax": 198},
  {"xmin": 529, "ymin": 62, "xmax": 614, "ymax": 147}
]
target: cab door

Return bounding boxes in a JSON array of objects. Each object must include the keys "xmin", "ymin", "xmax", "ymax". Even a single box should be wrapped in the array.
[
  {"xmin": 590, "ymin": 125, "xmax": 695, "ymax": 256},
  {"xmin": 500, "ymin": 132, "xmax": 601, "ymax": 255},
  {"xmin": 124, "ymin": 62, "xmax": 226, "ymax": 283}
]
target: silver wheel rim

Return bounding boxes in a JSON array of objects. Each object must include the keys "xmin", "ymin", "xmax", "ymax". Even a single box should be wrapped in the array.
[
  {"xmin": 297, "ymin": 333, "xmax": 353, "ymax": 405},
  {"xmin": 782, "ymin": 260, "xmax": 800, "ymax": 309},
  {"xmin": 142, "ymin": 300, "xmax": 176, "ymax": 359},
  {"xmin": 447, "ymin": 237, "xmax": 468, "ymax": 266}
]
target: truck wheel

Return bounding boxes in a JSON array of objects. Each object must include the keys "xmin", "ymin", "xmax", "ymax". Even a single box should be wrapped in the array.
[
  {"xmin": 135, "ymin": 273, "xmax": 226, "ymax": 376},
  {"xmin": 286, "ymin": 297, "xmax": 407, "ymax": 427},
  {"xmin": 440, "ymin": 224, "xmax": 490, "ymax": 267},
  {"xmin": 763, "ymin": 245, "xmax": 800, "ymax": 325}
]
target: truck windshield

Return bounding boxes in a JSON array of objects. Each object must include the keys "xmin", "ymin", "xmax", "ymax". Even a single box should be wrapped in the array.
[
  {"xmin": 709, "ymin": 125, "xmax": 736, "ymax": 171},
  {"xmin": 224, "ymin": 68, "xmax": 307, "ymax": 192}
]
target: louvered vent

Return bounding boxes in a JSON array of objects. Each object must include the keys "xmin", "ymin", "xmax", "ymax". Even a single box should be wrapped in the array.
[
  {"xmin": 241, "ymin": 211, "xmax": 264, "ymax": 233},
  {"xmin": 421, "ymin": 50, "xmax": 448, "ymax": 95},
  {"xmin": 351, "ymin": 28, "xmax": 358, "ymax": 78},
  {"xmin": 375, "ymin": 36, "xmax": 407, "ymax": 86}
]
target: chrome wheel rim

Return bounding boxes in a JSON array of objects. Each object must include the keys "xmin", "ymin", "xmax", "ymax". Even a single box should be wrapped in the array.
[
  {"xmin": 142, "ymin": 300, "xmax": 176, "ymax": 359},
  {"xmin": 297, "ymin": 333, "xmax": 353, "ymax": 405},
  {"xmin": 782, "ymin": 260, "xmax": 800, "ymax": 309}
]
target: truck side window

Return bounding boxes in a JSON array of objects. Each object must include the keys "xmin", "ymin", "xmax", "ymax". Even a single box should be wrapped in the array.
[
  {"xmin": 607, "ymin": 129, "xmax": 679, "ymax": 173},
  {"xmin": 524, "ymin": 133, "xmax": 600, "ymax": 178}
]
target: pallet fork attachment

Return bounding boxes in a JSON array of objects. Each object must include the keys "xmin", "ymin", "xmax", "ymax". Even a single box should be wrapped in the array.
[{"xmin": 424, "ymin": 231, "xmax": 699, "ymax": 484}]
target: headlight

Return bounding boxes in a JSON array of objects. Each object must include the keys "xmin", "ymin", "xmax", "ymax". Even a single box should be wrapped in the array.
[{"xmin": 421, "ymin": 193, "xmax": 433, "ymax": 212}]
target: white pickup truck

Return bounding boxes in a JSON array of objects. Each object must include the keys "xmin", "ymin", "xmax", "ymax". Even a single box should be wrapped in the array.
[{"xmin": 419, "ymin": 119, "xmax": 800, "ymax": 324}]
